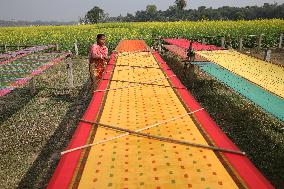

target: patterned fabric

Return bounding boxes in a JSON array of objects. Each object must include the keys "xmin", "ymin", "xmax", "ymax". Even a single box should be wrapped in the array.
[{"xmin": 89, "ymin": 44, "xmax": 108, "ymax": 86}]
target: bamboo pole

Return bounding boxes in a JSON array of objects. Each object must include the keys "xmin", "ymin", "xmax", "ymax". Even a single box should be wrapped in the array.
[
  {"xmin": 66, "ymin": 61, "xmax": 74, "ymax": 88},
  {"xmin": 221, "ymin": 37, "xmax": 225, "ymax": 48},
  {"xmin": 77, "ymin": 119, "xmax": 246, "ymax": 156},
  {"xmin": 239, "ymin": 36, "xmax": 243, "ymax": 51},
  {"xmin": 258, "ymin": 34, "xmax": 263, "ymax": 50},
  {"xmin": 74, "ymin": 40, "xmax": 79, "ymax": 56},
  {"xmin": 279, "ymin": 33, "xmax": 283, "ymax": 49}
]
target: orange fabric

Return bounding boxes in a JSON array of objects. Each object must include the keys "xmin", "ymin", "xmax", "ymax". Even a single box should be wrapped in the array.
[{"xmin": 115, "ymin": 40, "xmax": 149, "ymax": 52}]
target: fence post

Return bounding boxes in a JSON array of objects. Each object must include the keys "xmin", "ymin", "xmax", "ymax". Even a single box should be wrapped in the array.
[
  {"xmin": 221, "ymin": 37, "xmax": 225, "ymax": 48},
  {"xmin": 56, "ymin": 44, "xmax": 59, "ymax": 51},
  {"xmin": 4, "ymin": 44, "xmax": 7, "ymax": 52},
  {"xmin": 202, "ymin": 38, "xmax": 206, "ymax": 44},
  {"xmin": 74, "ymin": 40, "xmax": 79, "ymax": 56},
  {"xmin": 67, "ymin": 61, "xmax": 74, "ymax": 88},
  {"xmin": 239, "ymin": 36, "xmax": 243, "ymax": 51},
  {"xmin": 29, "ymin": 78, "xmax": 36, "ymax": 95},
  {"xmin": 279, "ymin": 33, "xmax": 283, "ymax": 49},
  {"xmin": 264, "ymin": 48, "xmax": 271, "ymax": 61},
  {"xmin": 258, "ymin": 34, "xmax": 263, "ymax": 50}
]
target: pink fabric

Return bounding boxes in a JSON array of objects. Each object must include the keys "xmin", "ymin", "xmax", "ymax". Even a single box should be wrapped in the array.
[
  {"xmin": 89, "ymin": 44, "xmax": 109, "ymax": 82},
  {"xmin": 89, "ymin": 44, "xmax": 108, "ymax": 61}
]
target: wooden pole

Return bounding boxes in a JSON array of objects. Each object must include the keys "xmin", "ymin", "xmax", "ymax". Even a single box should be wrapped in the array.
[
  {"xmin": 239, "ymin": 36, "xmax": 243, "ymax": 51},
  {"xmin": 56, "ymin": 44, "xmax": 59, "ymax": 51},
  {"xmin": 264, "ymin": 48, "xmax": 271, "ymax": 61},
  {"xmin": 221, "ymin": 37, "xmax": 225, "ymax": 48},
  {"xmin": 67, "ymin": 61, "xmax": 74, "ymax": 88},
  {"xmin": 74, "ymin": 40, "xmax": 79, "ymax": 56},
  {"xmin": 29, "ymin": 78, "xmax": 36, "ymax": 95},
  {"xmin": 258, "ymin": 34, "xmax": 263, "ymax": 50},
  {"xmin": 78, "ymin": 119, "xmax": 246, "ymax": 156},
  {"xmin": 202, "ymin": 38, "xmax": 206, "ymax": 44},
  {"xmin": 279, "ymin": 33, "xmax": 283, "ymax": 49}
]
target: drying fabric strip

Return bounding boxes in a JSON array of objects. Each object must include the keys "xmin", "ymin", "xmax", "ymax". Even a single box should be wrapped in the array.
[
  {"xmin": 48, "ymin": 40, "xmax": 273, "ymax": 189},
  {"xmin": 0, "ymin": 52, "xmax": 70, "ymax": 96},
  {"xmin": 194, "ymin": 62, "xmax": 284, "ymax": 121},
  {"xmin": 197, "ymin": 50, "xmax": 284, "ymax": 99},
  {"xmin": 0, "ymin": 45, "xmax": 55, "ymax": 65},
  {"xmin": 163, "ymin": 44, "xmax": 209, "ymax": 61},
  {"xmin": 163, "ymin": 38, "xmax": 224, "ymax": 51}
]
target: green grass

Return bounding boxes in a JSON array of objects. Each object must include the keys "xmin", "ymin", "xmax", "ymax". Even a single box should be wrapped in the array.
[{"xmin": 0, "ymin": 56, "xmax": 92, "ymax": 189}]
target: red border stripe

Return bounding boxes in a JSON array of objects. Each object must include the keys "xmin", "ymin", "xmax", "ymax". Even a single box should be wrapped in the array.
[
  {"xmin": 47, "ymin": 53, "xmax": 116, "ymax": 189},
  {"xmin": 153, "ymin": 51, "xmax": 274, "ymax": 189}
]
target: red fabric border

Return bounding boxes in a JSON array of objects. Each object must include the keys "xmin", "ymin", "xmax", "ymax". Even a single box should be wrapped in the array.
[
  {"xmin": 47, "ymin": 53, "xmax": 116, "ymax": 189},
  {"xmin": 153, "ymin": 51, "xmax": 274, "ymax": 189}
]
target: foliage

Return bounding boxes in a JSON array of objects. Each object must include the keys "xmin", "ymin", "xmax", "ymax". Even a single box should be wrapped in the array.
[
  {"xmin": 0, "ymin": 19, "xmax": 283, "ymax": 55},
  {"xmin": 83, "ymin": 6, "xmax": 106, "ymax": 24},
  {"xmin": 175, "ymin": 0, "xmax": 187, "ymax": 11}
]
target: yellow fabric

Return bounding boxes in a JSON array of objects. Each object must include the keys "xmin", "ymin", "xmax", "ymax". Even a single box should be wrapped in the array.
[
  {"xmin": 77, "ymin": 52, "xmax": 241, "ymax": 189},
  {"xmin": 197, "ymin": 50, "xmax": 284, "ymax": 99}
]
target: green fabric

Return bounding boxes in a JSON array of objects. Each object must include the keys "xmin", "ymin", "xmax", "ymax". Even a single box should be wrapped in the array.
[{"xmin": 193, "ymin": 62, "xmax": 284, "ymax": 121}]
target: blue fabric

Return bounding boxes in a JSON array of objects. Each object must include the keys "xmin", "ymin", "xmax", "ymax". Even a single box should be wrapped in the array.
[{"xmin": 193, "ymin": 62, "xmax": 284, "ymax": 121}]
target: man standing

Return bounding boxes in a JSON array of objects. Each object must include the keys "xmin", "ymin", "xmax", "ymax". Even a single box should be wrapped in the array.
[{"xmin": 89, "ymin": 34, "xmax": 109, "ymax": 90}]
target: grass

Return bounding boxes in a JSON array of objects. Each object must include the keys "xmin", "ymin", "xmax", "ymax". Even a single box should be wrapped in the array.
[
  {"xmin": 161, "ymin": 51, "xmax": 284, "ymax": 188},
  {"xmin": 0, "ymin": 49, "xmax": 283, "ymax": 189},
  {"xmin": 0, "ymin": 55, "xmax": 92, "ymax": 189}
]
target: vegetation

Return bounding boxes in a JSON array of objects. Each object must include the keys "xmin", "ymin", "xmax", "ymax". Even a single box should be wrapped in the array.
[
  {"xmin": 0, "ymin": 19, "xmax": 283, "ymax": 55},
  {"xmin": 0, "ymin": 56, "xmax": 91, "ymax": 189},
  {"xmin": 99, "ymin": 3, "xmax": 284, "ymax": 22}
]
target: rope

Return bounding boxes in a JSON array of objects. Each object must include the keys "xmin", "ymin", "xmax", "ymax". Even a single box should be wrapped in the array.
[
  {"xmin": 102, "ymin": 79, "xmax": 186, "ymax": 89},
  {"xmin": 61, "ymin": 108, "xmax": 204, "ymax": 155},
  {"xmin": 93, "ymin": 75, "xmax": 176, "ymax": 93},
  {"xmin": 111, "ymin": 64, "xmax": 161, "ymax": 69},
  {"xmin": 114, "ymin": 49, "xmax": 151, "ymax": 57}
]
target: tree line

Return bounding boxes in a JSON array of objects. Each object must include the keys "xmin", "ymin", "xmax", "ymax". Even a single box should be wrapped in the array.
[{"xmin": 81, "ymin": 1, "xmax": 284, "ymax": 24}]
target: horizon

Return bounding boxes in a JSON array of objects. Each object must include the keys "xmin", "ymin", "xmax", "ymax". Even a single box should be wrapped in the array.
[{"xmin": 0, "ymin": 0, "xmax": 283, "ymax": 22}]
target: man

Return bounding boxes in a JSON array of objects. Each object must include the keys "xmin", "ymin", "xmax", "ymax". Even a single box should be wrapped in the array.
[{"xmin": 89, "ymin": 34, "xmax": 109, "ymax": 89}]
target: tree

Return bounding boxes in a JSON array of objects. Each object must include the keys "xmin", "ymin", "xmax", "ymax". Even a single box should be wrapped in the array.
[
  {"xmin": 146, "ymin": 5, "xmax": 157, "ymax": 14},
  {"xmin": 175, "ymin": 0, "xmax": 187, "ymax": 10},
  {"xmin": 84, "ymin": 6, "xmax": 105, "ymax": 24},
  {"xmin": 146, "ymin": 5, "xmax": 158, "ymax": 21}
]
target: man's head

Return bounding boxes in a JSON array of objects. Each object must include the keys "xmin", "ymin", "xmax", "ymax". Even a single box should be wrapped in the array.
[{"xmin": 97, "ymin": 34, "xmax": 106, "ymax": 46}]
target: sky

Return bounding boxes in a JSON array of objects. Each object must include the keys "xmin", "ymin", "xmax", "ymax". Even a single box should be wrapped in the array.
[{"xmin": 0, "ymin": 0, "xmax": 283, "ymax": 21}]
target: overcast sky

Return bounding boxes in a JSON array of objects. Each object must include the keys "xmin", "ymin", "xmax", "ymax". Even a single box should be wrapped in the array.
[{"xmin": 0, "ymin": 0, "xmax": 283, "ymax": 21}]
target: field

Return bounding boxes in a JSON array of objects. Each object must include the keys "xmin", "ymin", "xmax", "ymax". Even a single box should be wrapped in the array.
[
  {"xmin": 0, "ymin": 19, "xmax": 283, "ymax": 55},
  {"xmin": 0, "ymin": 19, "xmax": 284, "ymax": 188}
]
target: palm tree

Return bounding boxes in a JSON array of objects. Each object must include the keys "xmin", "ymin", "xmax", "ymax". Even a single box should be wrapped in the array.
[{"xmin": 175, "ymin": 0, "xmax": 187, "ymax": 10}]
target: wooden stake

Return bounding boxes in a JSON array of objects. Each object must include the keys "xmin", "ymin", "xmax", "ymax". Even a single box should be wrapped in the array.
[
  {"xmin": 67, "ymin": 62, "xmax": 74, "ymax": 88},
  {"xmin": 279, "ymin": 33, "xmax": 283, "ymax": 49},
  {"xmin": 56, "ymin": 44, "xmax": 59, "ymax": 51},
  {"xmin": 239, "ymin": 36, "xmax": 243, "ymax": 51},
  {"xmin": 74, "ymin": 40, "xmax": 79, "ymax": 56},
  {"xmin": 29, "ymin": 78, "xmax": 36, "ymax": 95},
  {"xmin": 264, "ymin": 49, "xmax": 271, "ymax": 61},
  {"xmin": 221, "ymin": 37, "xmax": 225, "ymax": 48},
  {"xmin": 258, "ymin": 34, "xmax": 263, "ymax": 50},
  {"xmin": 202, "ymin": 38, "xmax": 206, "ymax": 44}
]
